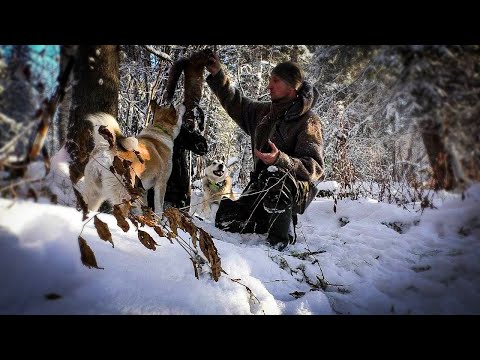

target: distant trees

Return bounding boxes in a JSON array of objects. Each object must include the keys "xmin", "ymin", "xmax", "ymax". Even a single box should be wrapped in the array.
[
  {"xmin": 396, "ymin": 45, "xmax": 480, "ymax": 190},
  {"xmin": 309, "ymin": 45, "xmax": 480, "ymax": 194},
  {"xmin": 0, "ymin": 45, "xmax": 36, "ymax": 154}
]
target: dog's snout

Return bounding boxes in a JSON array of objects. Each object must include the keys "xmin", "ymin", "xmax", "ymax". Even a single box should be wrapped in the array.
[{"xmin": 219, "ymin": 164, "xmax": 224, "ymax": 170}]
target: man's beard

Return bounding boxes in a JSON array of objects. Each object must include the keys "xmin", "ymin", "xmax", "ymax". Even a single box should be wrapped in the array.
[{"xmin": 271, "ymin": 95, "xmax": 293, "ymax": 104}]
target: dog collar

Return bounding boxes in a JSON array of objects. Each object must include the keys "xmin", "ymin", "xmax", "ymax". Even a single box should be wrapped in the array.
[
  {"xmin": 208, "ymin": 179, "xmax": 226, "ymax": 191},
  {"xmin": 153, "ymin": 124, "xmax": 169, "ymax": 135}
]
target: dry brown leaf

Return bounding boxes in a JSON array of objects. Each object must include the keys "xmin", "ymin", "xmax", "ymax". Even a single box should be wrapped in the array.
[
  {"xmin": 138, "ymin": 230, "xmax": 158, "ymax": 251},
  {"xmin": 113, "ymin": 156, "xmax": 126, "ymax": 176},
  {"xmin": 180, "ymin": 215, "xmax": 198, "ymax": 248},
  {"xmin": 190, "ymin": 258, "xmax": 199, "ymax": 280},
  {"xmin": 153, "ymin": 225, "xmax": 165, "ymax": 237},
  {"xmin": 154, "ymin": 225, "xmax": 173, "ymax": 243},
  {"xmin": 198, "ymin": 228, "xmax": 222, "ymax": 281},
  {"xmin": 162, "ymin": 208, "xmax": 221, "ymax": 280},
  {"xmin": 134, "ymin": 150, "xmax": 145, "ymax": 164},
  {"xmin": 94, "ymin": 215, "xmax": 114, "ymax": 247},
  {"xmin": 122, "ymin": 201, "xmax": 132, "ymax": 214},
  {"xmin": 78, "ymin": 236, "xmax": 103, "ymax": 269},
  {"xmin": 191, "ymin": 231, "xmax": 198, "ymax": 249},
  {"xmin": 135, "ymin": 215, "xmax": 156, "ymax": 228},
  {"xmin": 164, "ymin": 207, "xmax": 182, "ymax": 236},
  {"xmin": 134, "ymin": 215, "xmax": 146, "ymax": 228},
  {"xmin": 128, "ymin": 213, "xmax": 139, "ymax": 229},
  {"xmin": 141, "ymin": 206, "xmax": 157, "ymax": 225},
  {"xmin": 122, "ymin": 159, "xmax": 133, "ymax": 184},
  {"xmin": 73, "ymin": 187, "xmax": 88, "ymax": 221},
  {"xmin": 98, "ymin": 125, "xmax": 114, "ymax": 148},
  {"xmin": 113, "ymin": 205, "xmax": 130, "ymax": 232}
]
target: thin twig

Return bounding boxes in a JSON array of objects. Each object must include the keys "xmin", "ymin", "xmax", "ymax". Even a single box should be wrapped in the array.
[
  {"xmin": 0, "ymin": 122, "xmax": 37, "ymax": 160},
  {"xmin": 0, "ymin": 177, "xmax": 43, "ymax": 193}
]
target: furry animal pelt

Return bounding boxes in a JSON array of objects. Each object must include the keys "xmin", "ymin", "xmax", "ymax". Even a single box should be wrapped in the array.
[
  {"xmin": 160, "ymin": 48, "xmax": 213, "ymax": 209},
  {"xmin": 165, "ymin": 48, "xmax": 214, "ymax": 131}
]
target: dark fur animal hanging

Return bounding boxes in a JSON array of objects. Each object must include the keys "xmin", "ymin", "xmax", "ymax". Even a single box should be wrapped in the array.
[
  {"xmin": 154, "ymin": 49, "xmax": 213, "ymax": 210},
  {"xmin": 165, "ymin": 48, "xmax": 214, "ymax": 131}
]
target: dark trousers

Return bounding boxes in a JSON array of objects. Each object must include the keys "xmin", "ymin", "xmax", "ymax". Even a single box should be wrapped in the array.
[{"xmin": 215, "ymin": 168, "xmax": 303, "ymax": 246}]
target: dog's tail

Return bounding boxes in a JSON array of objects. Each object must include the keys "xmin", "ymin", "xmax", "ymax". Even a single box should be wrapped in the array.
[{"xmin": 86, "ymin": 112, "xmax": 138, "ymax": 151}]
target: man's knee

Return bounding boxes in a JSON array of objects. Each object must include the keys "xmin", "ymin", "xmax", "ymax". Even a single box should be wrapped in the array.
[{"xmin": 257, "ymin": 167, "xmax": 297, "ymax": 213}]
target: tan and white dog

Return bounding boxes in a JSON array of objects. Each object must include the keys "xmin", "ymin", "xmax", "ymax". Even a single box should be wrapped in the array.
[
  {"xmin": 201, "ymin": 159, "xmax": 235, "ymax": 218},
  {"xmin": 83, "ymin": 103, "xmax": 184, "ymax": 216}
]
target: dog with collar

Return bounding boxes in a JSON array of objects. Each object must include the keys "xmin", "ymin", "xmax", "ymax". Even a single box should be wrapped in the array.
[
  {"xmin": 201, "ymin": 159, "xmax": 235, "ymax": 219},
  {"xmin": 82, "ymin": 102, "xmax": 184, "ymax": 216}
]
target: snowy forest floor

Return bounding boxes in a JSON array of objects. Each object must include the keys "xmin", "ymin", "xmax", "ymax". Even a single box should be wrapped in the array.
[{"xmin": 1, "ymin": 182, "xmax": 479, "ymax": 315}]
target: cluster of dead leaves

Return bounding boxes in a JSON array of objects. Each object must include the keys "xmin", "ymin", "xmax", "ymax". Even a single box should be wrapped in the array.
[
  {"xmin": 78, "ymin": 126, "xmax": 222, "ymax": 281},
  {"xmin": 164, "ymin": 207, "xmax": 222, "ymax": 282},
  {"xmin": 79, "ymin": 203, "xmax": 222, "ymax": 282}
]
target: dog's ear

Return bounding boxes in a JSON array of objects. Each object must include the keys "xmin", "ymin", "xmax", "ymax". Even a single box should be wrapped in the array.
[
  {"xmin": 149, "ymin": 100, "xmax": 159, "ymax": 115},
  {"xmin": 149, "ymin": 99, "xmax": 158, "ymax": 110}
]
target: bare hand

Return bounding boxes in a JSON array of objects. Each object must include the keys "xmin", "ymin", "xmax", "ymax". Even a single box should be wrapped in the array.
[
  {"xmin": 206, "ymin": 52, "xmax": 221, "ymax": 76},
  {"xmin": 254, "ymin": 140, "xmax": 279, "ymax": 165}
]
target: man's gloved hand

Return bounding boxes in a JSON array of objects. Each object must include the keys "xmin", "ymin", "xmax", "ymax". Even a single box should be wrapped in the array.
[
  {"xmin": 254, "ymin": 139, "xmax": 279, "ymax": 165},
  {"xmin": 206, "ymin": 52, "xmax": 221, "ymax": 76}
]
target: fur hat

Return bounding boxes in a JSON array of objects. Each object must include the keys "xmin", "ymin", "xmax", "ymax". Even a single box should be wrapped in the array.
[{"xmin": 271, "ymin": 61, "xmax": 304, "ymax": 91}]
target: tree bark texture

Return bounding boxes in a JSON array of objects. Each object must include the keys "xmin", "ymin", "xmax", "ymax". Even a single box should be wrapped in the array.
[
  {"xmin": 66, "ymin": 45, "xmax": 119, "ymax": 184},
  {"xmin": 420, "ymin": 117, "xmax": 455, "ymax": 190}
]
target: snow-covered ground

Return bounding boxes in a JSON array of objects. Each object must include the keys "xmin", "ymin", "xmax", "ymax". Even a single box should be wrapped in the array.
[{"xmin": 1, "ymin": 182, "xmax": 479, "ymax": 314}]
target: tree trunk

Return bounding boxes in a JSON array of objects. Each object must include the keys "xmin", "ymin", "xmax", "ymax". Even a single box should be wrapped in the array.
[
  {"xmin": 66, "ymin": 45, "xmax": 119, "ymax": 184},
  {"xmin": 56, "ymin": 45, "xmax": 76, "ymax": 149},
  {"xmin": 420, "ymin": 117, "xmax": 455, "ymax": 190}
]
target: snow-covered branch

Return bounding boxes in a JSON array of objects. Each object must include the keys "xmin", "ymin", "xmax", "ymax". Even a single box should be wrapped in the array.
[{"xmin": 142, "ymin": 46, "xmax": 172, "ymax": 63}]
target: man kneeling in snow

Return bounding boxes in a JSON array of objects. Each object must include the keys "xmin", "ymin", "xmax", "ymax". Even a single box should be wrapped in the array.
[{"xmin": 206, "ymin": 54, "xmax": 324, "ymax": 250}]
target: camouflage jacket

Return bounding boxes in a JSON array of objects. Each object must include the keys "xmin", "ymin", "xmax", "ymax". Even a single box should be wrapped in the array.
[{"xmin": 206, "ymin": 68, "xmax": 324, "ymax": 186}]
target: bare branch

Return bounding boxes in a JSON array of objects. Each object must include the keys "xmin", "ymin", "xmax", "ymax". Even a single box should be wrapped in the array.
[
  {"xmin": 0, "ymin": 112, "xmax": 19, "ymax": 128},
  {"xmin": 142, "ymin": 46, "xmax": 173, "ymax": 63},
  {"xmin": 0, "ymin": 121, "xmax": 37, "ymax": 160}
]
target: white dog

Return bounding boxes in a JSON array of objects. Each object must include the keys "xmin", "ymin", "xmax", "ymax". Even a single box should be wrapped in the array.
[
  {"xmin": 200, "ymin": 159, "xmax": 235, "ymax": 219},
  {"xmin": 83, "ymin": 103, "xmax": 184, "ymax": 216}
]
